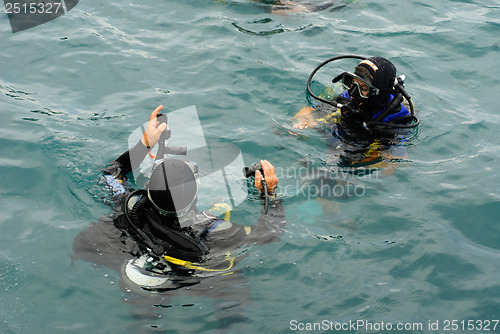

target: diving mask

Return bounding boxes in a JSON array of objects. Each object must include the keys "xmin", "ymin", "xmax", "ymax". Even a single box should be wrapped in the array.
[{"xmin": 337, "ymin": 72, "xmax": 380, "ymax": 99}]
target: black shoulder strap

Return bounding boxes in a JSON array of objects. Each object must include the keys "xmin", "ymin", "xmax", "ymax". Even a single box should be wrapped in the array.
[
  {"xmin": 123, "ymin": 189, "xmax": 165, "ymax": 255},
  {"xmin": 372, "ymin": 93, "xmax": 404, "ymax": 124}
]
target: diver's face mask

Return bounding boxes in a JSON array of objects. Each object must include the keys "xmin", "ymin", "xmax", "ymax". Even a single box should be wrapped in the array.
[
  {"xmin": 334, "ymin": 73, "xmax": 376, "ymax": 123},
  {"xmin": 339, "ymin": 72, "xmax": 380, "ymax": 99}
]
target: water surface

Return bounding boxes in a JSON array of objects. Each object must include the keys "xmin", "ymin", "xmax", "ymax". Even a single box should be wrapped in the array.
[{"xmin": 1, "ymin": 0, "xmax": 499, "ymax": 333}]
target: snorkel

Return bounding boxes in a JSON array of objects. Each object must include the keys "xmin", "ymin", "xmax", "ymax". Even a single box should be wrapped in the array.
[{"xmin": 306, "ymin": 55, "xmax": 419, "ymax": 130}]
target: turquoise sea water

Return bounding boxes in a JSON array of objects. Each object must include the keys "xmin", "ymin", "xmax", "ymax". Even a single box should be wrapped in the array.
[{"xmin": 1, "ymin": 0, "xmax": 500, "ymax": 333}]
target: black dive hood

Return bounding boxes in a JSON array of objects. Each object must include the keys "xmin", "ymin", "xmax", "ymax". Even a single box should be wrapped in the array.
[{"xmin": 306, "ymin": 55, "xmax": 419, "ymax": 130}]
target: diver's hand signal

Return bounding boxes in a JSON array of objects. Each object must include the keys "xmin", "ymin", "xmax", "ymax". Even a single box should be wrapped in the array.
[{"xmin": 141, "ymin": 105, "xmax": 168, "ymax": 149}]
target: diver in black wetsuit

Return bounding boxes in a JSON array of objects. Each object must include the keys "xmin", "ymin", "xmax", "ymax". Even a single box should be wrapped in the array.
[{"xmin": 72, "ymin": 105, "xmax": 285, "ymax": 330}]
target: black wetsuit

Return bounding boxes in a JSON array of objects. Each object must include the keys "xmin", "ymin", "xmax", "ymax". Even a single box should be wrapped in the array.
[{"xmin": 72, "ymin": 140, "xmax": 286, "ymax": 329}]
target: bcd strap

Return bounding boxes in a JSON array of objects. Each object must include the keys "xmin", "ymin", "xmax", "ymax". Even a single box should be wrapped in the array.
[{"xmin": 372, "ymin": 93, "xmax": 404, "ymax": 124}]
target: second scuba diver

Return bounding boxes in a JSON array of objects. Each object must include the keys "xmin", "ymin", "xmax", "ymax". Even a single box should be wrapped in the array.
[
  {"xmin": 290, "ymin": 56, "xmax": 419, "ymax": 216},
  {"xmin": 293, "ymin": 55, "xmax": 419, "ymax": 168},
  {"xmin": 72, "ymin": 105, "xmax": 286, "ymax": 330}
]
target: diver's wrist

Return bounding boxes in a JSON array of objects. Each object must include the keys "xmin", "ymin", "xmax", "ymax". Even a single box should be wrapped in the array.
[{"xmin": 139, "ymin": 138, "xmax": 152, "ymax": 150}]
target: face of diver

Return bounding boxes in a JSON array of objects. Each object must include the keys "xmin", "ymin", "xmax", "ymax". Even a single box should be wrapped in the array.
[
  {"xmin": 345, "ymin": 68, "xmax": 391, "ymax": 115},
  {"xmin": 347, "ymin": 76, "xmax": 371, "ymax": 99},
  {"xmin": 341, "ymin": 72, "xmax": 389, "ymax": 122}
]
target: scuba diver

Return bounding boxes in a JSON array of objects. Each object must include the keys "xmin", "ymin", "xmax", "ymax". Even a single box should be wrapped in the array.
[
  {"xmin": 72, "ymin": 105, "xmax": 285, "ymax": 330},
  {"xmin": 290, "ymin": 56, "xmax": 419, "ymax": 216},
  {"xmin": 293, "ymin": 55, "xmax": 419, "ymax": 167}
]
